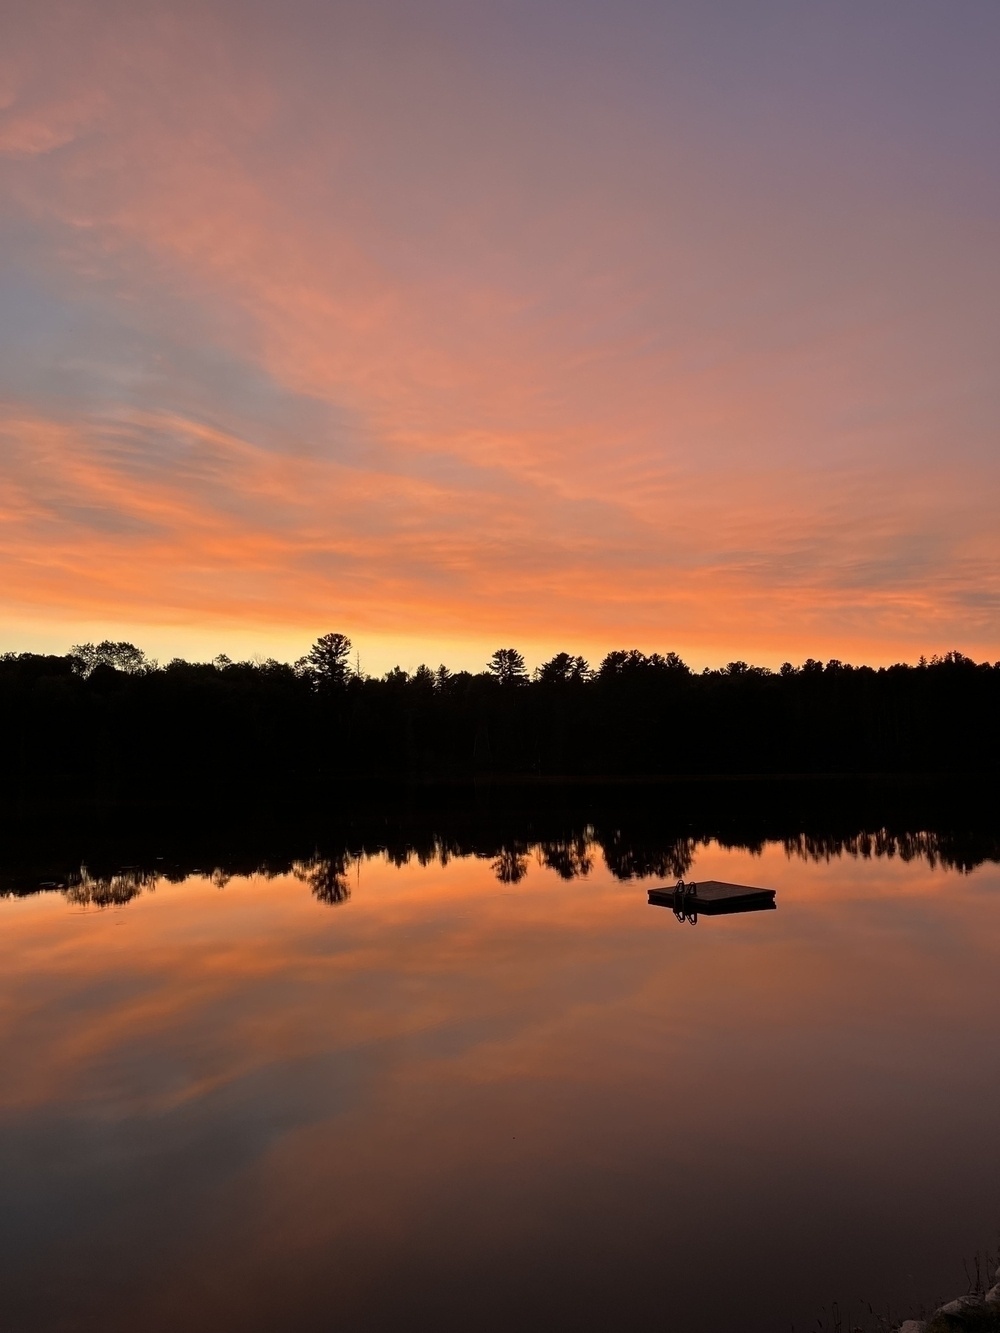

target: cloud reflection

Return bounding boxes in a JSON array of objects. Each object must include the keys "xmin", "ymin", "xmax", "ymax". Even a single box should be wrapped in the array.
[{"xmin": 2, "ymin": 836, "xmax": 1000, "ymax": 1331}]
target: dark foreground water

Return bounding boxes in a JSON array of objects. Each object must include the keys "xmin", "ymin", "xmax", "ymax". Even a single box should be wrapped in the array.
[{"xmin": 2, "ymin": 792, "xmax": 999, "ymax": 1332}]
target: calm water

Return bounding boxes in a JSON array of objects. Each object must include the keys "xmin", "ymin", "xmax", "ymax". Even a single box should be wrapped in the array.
[{"xmin": 2, "ymin": 814, "xmax": 1000, "ymax": 1332}]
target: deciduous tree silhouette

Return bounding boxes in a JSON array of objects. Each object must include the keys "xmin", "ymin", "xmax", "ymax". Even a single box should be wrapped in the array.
[{"xmin": 71, "ymin": 641, "xmax": 153, "ymax": 676}]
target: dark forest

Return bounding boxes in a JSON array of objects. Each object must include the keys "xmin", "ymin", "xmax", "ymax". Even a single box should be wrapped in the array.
[{"xmin": 3, "ymin": 634, "xmax": 1000, "ymax": 800}]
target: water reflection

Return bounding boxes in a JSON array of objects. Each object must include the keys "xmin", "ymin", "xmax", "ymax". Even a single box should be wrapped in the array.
[
  {"xmin": 64, "ymin": 864, "xmax": 159, "ymax": 909},
  {"xmin": 2, "ymin": 791, "xmax": 1000, "ymax": 1332},
  {"xmin": 648, "ymin": 877, "xmax": 777, "ymax": 922},
  {"xmin": 293, "ymin": 855, "xmax": 353, "ymax": 905},
  {"xmin": 4, "ymin": 820, "xmax": 1000, "ymax": 910}
]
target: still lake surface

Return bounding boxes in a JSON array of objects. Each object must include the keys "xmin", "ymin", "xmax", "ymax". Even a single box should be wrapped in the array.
[{"xmin": 2, "ymin": 806, "xmax": 1000, "ymax": 1332}]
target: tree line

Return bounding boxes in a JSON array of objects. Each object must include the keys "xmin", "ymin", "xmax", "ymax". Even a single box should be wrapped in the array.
[{"xmin": 2, "ymin": 633, "xmax": 999, "ymax": 798}]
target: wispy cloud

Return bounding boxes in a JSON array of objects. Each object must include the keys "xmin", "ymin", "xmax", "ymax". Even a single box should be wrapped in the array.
[{"xmin": 1, "ymin": 2, "xmax": 998, "ymax": 664}]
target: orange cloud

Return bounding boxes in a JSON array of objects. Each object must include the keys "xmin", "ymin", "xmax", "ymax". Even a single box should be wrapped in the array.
[{"xmin": 0, "ymin": 3, "xmax": 998, "ymax": 666}]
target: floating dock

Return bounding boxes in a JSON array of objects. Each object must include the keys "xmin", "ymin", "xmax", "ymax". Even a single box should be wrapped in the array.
[{"xmin": 648, "ymin": 879, "xmax": 776, "ymax": 920}]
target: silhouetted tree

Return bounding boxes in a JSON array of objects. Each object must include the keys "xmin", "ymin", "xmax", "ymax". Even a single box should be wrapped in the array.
[
  {"xmin": 597, "ymin": 649, "xmax": 690, "ymax": 679},
  {"xmin": 536, "ymin": 652, "xmax": 590, "ymax": 684},
  {"xmin": 487, "ymin": 648, "xmax": 528, "ymax": 685},
  {"xmin": 71, "ymin": 641, "xmax": 153, "ymax": 676},
  {"xmin": 298, "ymin": 632, "xmax": 352, "ymax": 688},
  {"xmin": 598, "ymin": 648, "xmax": 649, "ymax": 678}
]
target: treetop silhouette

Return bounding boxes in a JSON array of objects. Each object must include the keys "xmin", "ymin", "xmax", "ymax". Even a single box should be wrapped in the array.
[
  {"xmin": 2, "ymin": 635, "xmax": 999, "ymax": 791},
  {"xmin": 487, "ymin": 648, "xmax": 528, "ymax": 686},
  {"xmin": 297, "ymin": 632, "xmax": 353, "ymax": 688}
]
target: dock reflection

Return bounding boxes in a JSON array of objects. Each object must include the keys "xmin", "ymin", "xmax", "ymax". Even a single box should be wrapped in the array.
[{"xmin": 648, "ymin": 878, "xmax": 777, "ymax": 923}]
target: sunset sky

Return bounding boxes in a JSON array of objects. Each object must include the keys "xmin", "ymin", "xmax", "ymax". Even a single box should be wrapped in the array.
[{"xmin": 1, "ymin": 0, "xmax": 998, "ymax": 674}]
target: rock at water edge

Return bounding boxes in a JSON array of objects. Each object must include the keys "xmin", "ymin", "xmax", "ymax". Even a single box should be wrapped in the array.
[{"xmin": 934, "ymin": 1296, "xmax": 984, "ymax": 1318}]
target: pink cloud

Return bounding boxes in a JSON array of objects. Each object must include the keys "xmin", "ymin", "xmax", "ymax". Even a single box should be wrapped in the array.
[{"xmin": 0, "ymin": 3, "xmax": 997, "ymax": 663}]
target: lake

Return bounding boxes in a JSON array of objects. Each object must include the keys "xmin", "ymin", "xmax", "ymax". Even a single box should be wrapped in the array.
[{"xmin": 2, "ymin": 791, "xmax": 999, "ymax": 1332}]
